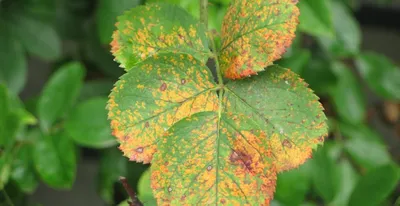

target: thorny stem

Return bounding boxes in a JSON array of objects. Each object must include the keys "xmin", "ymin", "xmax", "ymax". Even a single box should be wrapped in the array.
[
  {"xmin": 200, "ymin": 0, "xmax": 208, "ymax": 31},
  {"xmin": 119, "ymin": 177, "xmax": 143, "ymax": 206}
]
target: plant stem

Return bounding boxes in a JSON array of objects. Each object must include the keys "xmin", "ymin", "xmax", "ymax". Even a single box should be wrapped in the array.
[
  {"xmin": 210, "ymin": 33, "xmax": 224, "ymax": 86},
  {"xmin": 200, "ymin": 0, "xmax": 208, "ymax": 30},
  {"xmin": 119, "ymin": 177, "xmax": 143, "ymax": 206}
]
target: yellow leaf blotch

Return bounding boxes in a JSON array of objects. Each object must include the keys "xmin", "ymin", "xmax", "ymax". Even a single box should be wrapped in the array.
[
  {"xmin": 111, "ymin": 3, "xmax": 210, "ymax": 70},
  {"xmin": 219, "ymin": 0, "xmax": 300, "ymax": 79},
  {"xmin": 107, "ymin": 53, "xmax": 218, "ymax": 163},
  {"xmin": 151, "ymin": 113, "xmax": 279, "ymax": 205}
]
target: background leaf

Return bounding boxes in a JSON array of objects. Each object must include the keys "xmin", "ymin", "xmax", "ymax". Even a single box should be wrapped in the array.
[
  {"xmin": 297, "ymin": 0, "xmax": 334, "ymax": 38},
  {"xmin": 330, "ymin": 159, "xmax": 359, "ymax": 206},
  {"xmin": 78, "ymin": 80, "xmax": 115, "ymax": 101},
  {"xmin": 65, "ymin": 97, "xmax": 116, "ymax": 148},
  {"xmin": 137, "ymin": 169, "xmax": 156, "ymax": 204},
  {"xmin": 340, "ymin": 123, "xmax": 392, "ymax": 171},
  {"xmin": 356, "ymin": 52, "xmax": 400, "ymax": 100},
  {"xmin": 11, "ymin": 144, "xmax": 39, "ymax": 194},
  {"xmin": 96, "ymin": 0, "xmax": 141, "ymax": 44},
  {"xmin": 277, "ymin": 49, "xmax": 311, "ymax": 75},
  {"xmin": 97, "ymin": 147, "xmax": 127, "ymax": 204},
  {"xmin": 330, "ymin": 62, "xmax": 366, "ymax": 125},
  {"xmin": 33, "ymin": 131, "xmax": 77, "ymax": 189},
  {"xmin": 83, "ymin": 23, "xmax": 124, "ymax": 78},
  {"xmin": 37, "ymin": 62, "xmax": 85, "ymax": 132},
  {"xmin": 275, "ymin": 161, "xmax": 312, "ymax": 206},
  {"xmin": 318, "ymin": 1, "xmax": 361, "ymax": 57},
  {"xmin": 13, "ymin": 13, "xmax": 61, "ymax": 61},
  {"xmin": 0, "ymin": 21, "xmax": 27, "ymax": 94},
  {"xmin": 349, "ymin": 164, "xmax": 400, "ymax": 206},
  {"xmin": 301, "ymin": 57, "xmax": 337, "ymax": 95},
  {"xmin": 311, "ymin": 143, "xmax": 340, "ymax": 202}
]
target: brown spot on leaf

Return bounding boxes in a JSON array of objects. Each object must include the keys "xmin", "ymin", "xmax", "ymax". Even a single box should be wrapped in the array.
[
  {"xmin": 220, "ymin": 199, "xmax": 226, "ymax": 204},
  {"xmin": 207, "ymin": 165, "xmax": 212, "ymax": 171},
  {"xmin": 145, "ymin": 121, "xmax": 150, "ymax": 128},
  {"xmin": 160, "ymin": 83, "xmax": 167, "ymax": 91},
  {"xmin": 136, "ymin": 147, "xmax": 144, "ymax": 153},
  {"xmin": 168, "ymin": 187, "xmax": 172, "ymax": 192},
  {"xmin": 181, "ymin": 79, "xmax": 186, "ymax": 85},
  {"xmin": 229, "ymin": 150, "xmax": 253, "ymax": 171},
  {"xmin": 123, "ymin": 135, "xmax": 129, "ymax": 141},
  {"xmin": 282, "ymin": 139, "xmax": 292, "ymax": 148}
]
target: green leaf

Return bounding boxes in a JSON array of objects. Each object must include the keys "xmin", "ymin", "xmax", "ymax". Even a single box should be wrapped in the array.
[
  {"xmin": 0, "ymin": 84, "xmax": 9, "ymax": 143},
  {"xmin": 138, "ymin": 169, "xmax": 156, "ymax": 204},
  {"xmin": 330, "ymin": 62, "xmax": 366, "ymax": 125},
  {"xmin": 11, "ymin": 144, "xmax": 39, "ymax": 194},
  {"xmin": 13, "ymin": 14, "xmax": 61, "ymax": 61},
  {"xmin": 148, "ymin": 65, "xmax": 327, "ymax": 204},
  {"xmin": 55, "ymin": 0, "xmax": 91, "ymax": 40},
  {"xmin": 219, "ymin": 0, "xmax": 299, "ymax": 79},
  {"xmin": 0, "ymin": 22, "xmax": 27, "ymax": 94},
  {"xmin": 301, "ymin": 57, "xmax": 337, "ymax": 95},
  {"xmin": 111, "ymin": 3, "xmax": 210, "ymax": 70},
  {"xmin": 97, "ymin": 147, "xmax": 127, "ymax": 204},
  {"xmin": 311, "ymin": 142, "xmax": 340, "ymax": 202},
  {"xmin": 65, "ymin": 97, "xmax": 117, "ymax": 148},
  {"xmin": 22, "ymin": 0, "xmax": 57, "ymax": 21},
  {"xmin": 210, "ymin": 0, "xmax": 231, "ymax": 6},
  {"xmin": 349, "ymin": 164, "xmax": 400, "ymax": 206},
  {"xmin": 0, "ymin": 86, "xmax": 22, "ymax": 147},
  {"xmin": 96, "ymin": 0, "xmax": 141, "ymax": 44},
  {"xmin": 83, "ymin": 23, "xmax": 124, "ymax": 78},
  {"xmin": 330, "ymin": 159, "xmax": 359, "ymax": 206},
  {"xmin": 0, "ymin": 146, "xmax": 13, "ymax": 190},
  {"xmin": 108, "ymin": 53, "xmax": 219, "ymax": 163},
  {"xmin": 37, "ymin": 62, "xmax": 85, "ymax": 132},
  {"xmin": 277, "ymin": 49, "xmax": 311, "ymax": 74},
  {"xmin": 147, "ymin": 0, "xmax": 199, "ymax": 18},
  {"xmin": 355, "ymin": 52, "xmax": 400, "ymax": 100},
  {"xmin": 297, "ymin": 0, "xmax": 334, "ymax": 38},
  {"xmin": 33, "ymin": 131, "xmax": 77, "ymax": 189},
  {"xmin": 339, "ymin": 123, "xmax": 392, "ymax": 172},
  {"xmin": 318, "ymin": 1, "xmax": 361, "ymax": 57},
  {"xmin": 275, "ymin": 161, "xmax": 312, "ymax": 205},
  {"xmin": 78, "ymin": 80, "xmax": 115, "ymax": 101}
]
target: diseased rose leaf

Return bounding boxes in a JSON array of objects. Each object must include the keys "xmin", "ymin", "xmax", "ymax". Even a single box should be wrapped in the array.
[
  {"xmin": 219, "ymin": 0, "xmax": 299, "ymax": 79},
  {"xmin": 151, "ymin": 66, "xmax": 327, "ymax": 205},
  {"xmin": 107, "ymin": 53, "xmax": 218, "ymax": 163},
  {"xmin": 111, "ymin": 3, "xmax": 211, "ymax": 70}
]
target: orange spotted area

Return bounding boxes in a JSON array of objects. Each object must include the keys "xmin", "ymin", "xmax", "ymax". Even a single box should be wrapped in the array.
[
  {"xmin": 107, "ymin": 53, "xmax": 218, "ymax": 163},
  {"xmin": 219, "ymin": 0, "xmax": 300, "ymax": 79},
  {"xmin": 151, "ymin": 67, "xmax": 327, "ymax": 205},
  {"xmin": 151, "ymin": 113, "xmax": 277, "ymax": 205},
  {"xmin": 111, "ymin": 3, "xmax": 210, "ymax": 70},
  {"xmin": 223, "ymin": 66, "xmax": 327, "ymax": 173}
]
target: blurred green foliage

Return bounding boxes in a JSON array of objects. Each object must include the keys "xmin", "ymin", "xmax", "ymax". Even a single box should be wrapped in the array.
[{"xmin": 1, "ymin": 0, "xmax": 400, "ymax": 205}]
